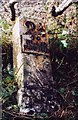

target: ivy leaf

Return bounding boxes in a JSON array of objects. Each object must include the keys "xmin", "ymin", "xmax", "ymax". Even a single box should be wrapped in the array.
[
  {"xmin": 72, "ymin": 90, "xmax": 76, "ymax": 96},
  {"xmin": 61, "ymin": 40, "xmax": 68, "ymax": 48},
  {"xmin": 59, "ymin": 88, "xmax": 65, "ymax": 93}
]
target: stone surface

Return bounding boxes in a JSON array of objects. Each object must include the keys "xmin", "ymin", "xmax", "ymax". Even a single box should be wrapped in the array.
[{"xmin": 12, "ymin": 16, "xmax": 65, "ymax": 116}]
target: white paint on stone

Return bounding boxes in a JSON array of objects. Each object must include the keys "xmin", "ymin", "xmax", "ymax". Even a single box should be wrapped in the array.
[{"xmin": 13, "ymin": 17, "xmax": 24, "ymax": 87}]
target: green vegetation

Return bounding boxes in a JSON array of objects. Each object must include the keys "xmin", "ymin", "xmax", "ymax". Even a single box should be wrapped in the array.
[
  {"xmin": 49, "ymin": 30, "xmax": 78, "ymax": 120},
  {"xmin": 0, "ymin": 19, "xmax": 18, "ymax": 119}
]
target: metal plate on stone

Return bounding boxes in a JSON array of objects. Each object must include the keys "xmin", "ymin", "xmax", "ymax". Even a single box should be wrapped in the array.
[{"xmin": 21, "ymin": 20, "xmax": 49, "ymax": 56}]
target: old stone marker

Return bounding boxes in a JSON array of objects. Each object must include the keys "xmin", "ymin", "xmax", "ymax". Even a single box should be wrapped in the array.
[{"xmin": 13, "ymin": 0, "xmax": 64, "ymax": 117}]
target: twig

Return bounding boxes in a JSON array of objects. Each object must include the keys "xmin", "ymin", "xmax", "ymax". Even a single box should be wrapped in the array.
[
  {"xmin": 56, "ymin": 57, "xmax": 64, "ymax": 70},
  {"xmin": 2, "ymin": 109, "xmax": 33, "ymax": 120},
  {"xmin": 66, "ymin": 80, "xmax": 78, "ymax": 87},
  {"xmin": 73, "ymin": 73, "xmax": 78, "ymax": 78},
  {"xmin": 68, "ymin": 63, "xmax": 78, "ymax": 74},
  {"xmin": 2, "ymin": 109, "xmax": 17, "ymax": 118},
  {"xmin": 34, "ymin": 73, "xmax": 44, "ymax": 87}
]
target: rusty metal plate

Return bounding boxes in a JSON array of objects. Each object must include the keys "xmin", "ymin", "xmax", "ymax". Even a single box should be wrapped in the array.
[{"xmin": 21, "ymin": 20, "xmax": 49, "ymax": 56}]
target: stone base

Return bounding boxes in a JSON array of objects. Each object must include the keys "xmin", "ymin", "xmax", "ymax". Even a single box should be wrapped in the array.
[{"xmin": 17, "ymin": 54, "xmax": 64, "ymax": 116}]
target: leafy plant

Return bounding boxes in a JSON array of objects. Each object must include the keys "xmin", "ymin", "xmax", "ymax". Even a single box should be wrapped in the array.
[{"xmin": 0, "ymin": 19, "xmax": 18, "ymax": 108}]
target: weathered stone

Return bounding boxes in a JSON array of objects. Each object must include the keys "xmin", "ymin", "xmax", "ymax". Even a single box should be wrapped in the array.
[{"xmin": 12, "ymin": 4, "xmax": 64, "ymax": 116}]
